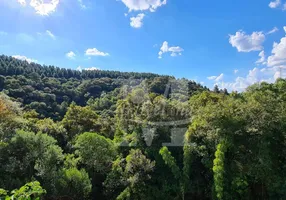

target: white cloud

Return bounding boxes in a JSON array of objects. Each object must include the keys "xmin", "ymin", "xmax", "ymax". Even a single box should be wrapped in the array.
[
  {"xmin": 215, "ymin": 66, "xmax": 286, "ymax": 91},
  {"xmin": 46, "ymin": 30, "xmax": 56, "ymax": 39},
  {"xmin": 12, "ymin": 55, "xmax": 38, "ymax": 63},
  {"xmin": 256, "ymin": 50, "xmax": 267, "ymax": 65},
  {"xmin": 160, "ymin": 41, "xmax": 169, "ymax": 53},
  {"xmin": 121, "ymin": 0, "xmax": 167, "ymax": 12},
  {"xmin": 229, "ymin": 30, "xmax": 265, "ymax": 52},
  {"xmin": 207, "ymin": 76, "xmax": 217, "ymax": 80},
  {"xmin": 84, "ymin": 67, "xmax": 100, "ymax": 71},
  {"xmin": 283, "ymin": 2, "xmax": 286, "ymax": 10},
  {"xmin": 266, "ymin": 27, "xmax": 278, "ymax": 34},
  {"xmin": 269, "ymin": 0, "xmax": 280, "ymax": 8},
  {"xmin": 37, "ymin": 30, "xmax": 56, "ymax": 39},
  {"xmin": 283, "ymin": 26, "xmax": 286, "ymax": 33},
  {"xmin": 77, "ymin": 66, "xmax": 100, "ymax": 71},
  {"xmin": 158, "ymin": 41, "xmax": 183, "ymax": 58},
  {"xmin": 30, "ymin": 0, "xmax": 60, "ymax": 16},
  {"xmin": 267, "ymin": 36, "xmax": 286, "ymax": 67},
  {"xmin": 273, "ymin": 66, "xmax": 286, "ymax": 79},
  {"xmin": 85, "ymin": 48, "xmax": 109, "ymax": 56},
  {"xmin": 216, "ymin": 68, "xmax": 261, "ymax": 91},
  {"xmin": 66, "ymin": 51, "xmax": 76, "ymax": 59},
  {"xmin": 216, "ymin": 74, "xmax": 224, "ymax": 81},
  {"xmin": 0, "ymin": 31, "xmax": 7, "ymax": 35},
  {"xmin": 130, "ymin": 13, "xmax": 145, "ymax": 28},
  {"xmin": 234, "ymin": 69, "xmax": 239, "ymax": 74},
  {"xmin": 17, "ymin": 0, "xmax": 26, "ymax": 6},
  {"xmin": 207, "ymin": 73, "xmax": 224, "ymax": 82},
  {"xmin": 78, "ymin": 0, "xmax": 87, "ymax": 9}
]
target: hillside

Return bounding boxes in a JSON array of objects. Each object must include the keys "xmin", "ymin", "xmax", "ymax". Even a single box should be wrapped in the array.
[
  {"xmin": 1, "ymin": 55, "xmax": 286, "ymax": 200},
  {"xmin": 0, "ymin": 55, "xmax": 207, "ymax": 120}
]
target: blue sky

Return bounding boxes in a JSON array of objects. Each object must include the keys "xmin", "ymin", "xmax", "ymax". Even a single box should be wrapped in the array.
[{"xmin": 0, "ymin": 0, "xmax": 286, "ymax": 91}]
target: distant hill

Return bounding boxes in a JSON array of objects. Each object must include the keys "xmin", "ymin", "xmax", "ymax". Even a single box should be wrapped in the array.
[{"xmin": 0, "ymin": 55, "xmax": 208, "ymax": 120}]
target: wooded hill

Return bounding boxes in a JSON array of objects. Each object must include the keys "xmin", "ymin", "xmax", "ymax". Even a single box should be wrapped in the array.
[{"xmin": 1, "ymin": 54, "xmax": 285, "ymax": 200}]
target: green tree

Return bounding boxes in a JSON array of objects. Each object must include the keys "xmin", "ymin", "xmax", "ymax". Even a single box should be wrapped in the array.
[
  {"xmin": 0, "ymin": 181, "xmax": 46, "ymax": 200},
  {"xmin": 57, "ymin": 168, "xmax": 92, "ymax": 199},
  {"xmin": 0, "ymin": 130, "xmax": 64, "ymax": 194},
  {"xmin": 74, "ymin": 132, "xmax": 117, "ymax": 173},
  {"xmin": 62, "ymin": 103, "xmax": 99, "ymax": 139},
  {"xmin": 0, "ymin": 93, "xmax": 24, "ymax": 141},
  {"xmin": 105, "ymin": 149, "xmax": 155, "ymax": 200}
]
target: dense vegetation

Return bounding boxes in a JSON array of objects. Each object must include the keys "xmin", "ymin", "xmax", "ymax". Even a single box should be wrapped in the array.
[{"xmin": 1, "ymin": 55, "xmax": 285, "ymax": 199}]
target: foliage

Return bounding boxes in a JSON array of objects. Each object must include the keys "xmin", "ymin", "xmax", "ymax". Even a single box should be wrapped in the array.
[
  {"xmin": 1, "ymin": 56, "xmax": 286, "ymax": 199},
  {"xmin": 74, "ymin": 132, "xmax": 117, "ymax": 173},
  {"xmin": 57, "ymin": 167, "xmax": 92, "ymax": 199},
  {"xmin": 105, "ymin": 149, "xmax": 155, "ymax": 200},
  {"xmin": 0, "ymin": 181, "xmax": 46, "ymax": 200},
  {"xmin": 159, "ymin": 146, "xmax": 181, "ymax": 179},
  {"xmin": 0, "ymin": 92, "xmax": 24, "ymax": 141},
  {"xmin": 213, "ymin": 140, "xmax": 227, "ymax": 200},
  {"xmin": 0, "ymin": 130, "xmax": 64, "ymax": 194},
  {"xmin": 62, "ymin": 103, "xmax": 99, "ymax": 139}
]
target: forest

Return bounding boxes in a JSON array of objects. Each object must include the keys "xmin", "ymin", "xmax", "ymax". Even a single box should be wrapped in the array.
[{"xmin": 0, "ymin": 55, "xmax": 286, "ymax": 200}]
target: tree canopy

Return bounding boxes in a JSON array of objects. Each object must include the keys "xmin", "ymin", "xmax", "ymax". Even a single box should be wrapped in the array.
[{"xmin": 0, "ymin": 55, "xmax": 285, "ymax": 199}]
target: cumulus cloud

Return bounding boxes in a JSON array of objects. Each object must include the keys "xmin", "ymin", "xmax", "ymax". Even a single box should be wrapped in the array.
[
  {"xmin": 46, "ymin": 30, "xmax": 56, "ymax": 39},
  {"xmin": 266, "ymin": 27, "xmax": 279, "ymax": 34},
  {"xmin": 158, "ymin": 41, "xmax": 183, "ymax": 58},
  {"xmin": 269, "ymin": 0, "xmax": 280, "ymax": 8},
  {"xmin": 12, "ymin": 55, "xmax": 38, "ymax": 63},
  {"xmin": 216, "ymin": 68, "xmax": 261, "ymax": 91},
  {"xmin": 85, "ymin": 48, "xmax": 109, "ymax": 56},
  {"xmin": 222, "ymin": 33, "xmax": 286, "ymax": 91},
  {"xmin": 207, "ymin": 73, "xmax": 224, "ymax": 82},
  {"xmin": 267, "ymin": 36, "xmax": 286, "ymax": 67},
  {"xmin": 284, "ymin": 26, "xmax": 286, "ymax": 33},
  {"xmin": 66, "ymin": 51, "xmax": 76, "ymax": 59},
  {"xmin": 256, "ymin": 50, "xmax": 267, "ymax": 65},
  {"xmin": 229, "ymin": 30, "xmax": 265, "ymax": 52},
  {"xmin": 77, "ymin": 66, "xmax": 100, "ymax": 71},
  {"xmin": 18, "ymin": 0, "xmax": 26, "ymax": 6},
  {"xmin": 234, "ymin": 69, "xmax": 239, "ymax": 74},
  {"xmin": 130, "ymin": 13, "xmax": 145, "ymax": 28},
  {"xmin": 215, "ymin": 66, "xmax": 286, "ymax": 92},
  {"xmin": 30, "ymin": 0, "xmax": 60, "ymax": 16},
  {"xmin": 121, "ymin": 0, "xmax": 167, "ymax": 12}
]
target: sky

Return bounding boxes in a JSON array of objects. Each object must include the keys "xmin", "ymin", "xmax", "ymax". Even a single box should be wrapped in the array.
[{"xmin": 0, "ymin": 0, "xmax": 286, "ymax": 91}]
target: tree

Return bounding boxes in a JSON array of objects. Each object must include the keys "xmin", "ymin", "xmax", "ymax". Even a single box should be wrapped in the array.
[
  {"xmin": 213, "ymin": 85, "xmax": 219, "ymax": 93},
  {"xmin": 0, "ymin": 130, "xmax": 64, "ymax": 194},
  {"xmin": 105, "ymin": 149, "xmax": 155, "ymax": 200},
  {"xmin": 0, "ymin": 93, "xmax": 23, "ymax": 141},
  {"xmin": 57, "ymin": 168, "xmax": 92, "ymax": 199},
  {"xmin": 0, "ymin": 181, "xmax": 46, "ymax": 200},
  {"xmin": 159, "ymin": 146, "xmax": 192, "ymax": 199},
  {"xmin": 213, "ymin": 140, "xmax": 228, "ymax": 200},
  {"xmin": 62, "ymin": 103, "xmax": 100, "ymax": 139},
  {"xmin": 34, "ymin": 118, "xmax": 67, "ymax": 148},
  {"xmin": 74, "ymin": 132, "xmax": 117, "ymax": 173}
]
